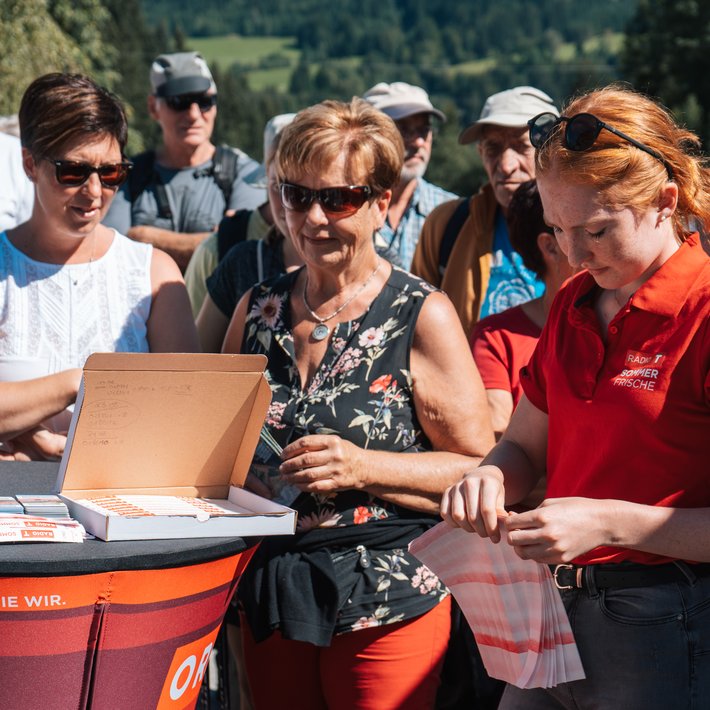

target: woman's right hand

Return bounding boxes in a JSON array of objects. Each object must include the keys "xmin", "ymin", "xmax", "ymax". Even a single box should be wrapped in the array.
[{"xmin": 440, "ymin": 465, "xmax": 507, "ymax": 542}]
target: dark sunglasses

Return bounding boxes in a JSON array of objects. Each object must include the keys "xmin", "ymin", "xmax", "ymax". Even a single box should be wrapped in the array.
[
  {"xmin": 164, "ymin": 93, "xmax": 217, "ymax": 112},
  {"xmin": 48, "ymin": 159, "xmax": 133, "ymax": 188},
  {"xmin": 528, "ymin": 112, "xmax": 673, "ymax": 180},
  {"xmin": 280, "ymin": 183, "xmax": 374, "ymax": 215}
]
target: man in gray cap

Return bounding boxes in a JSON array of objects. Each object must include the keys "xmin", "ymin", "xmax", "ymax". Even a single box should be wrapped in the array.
[
  {"xmin": 363, "ymin": 82, "xmax": 457, "ymax": 269},
  {"xmin": 411, "ymin": 86, "xmax": 559, "ymax": 336},
  {"xmin": 104, "ymin": 51, "xmax": 263, "ymax": 271}
]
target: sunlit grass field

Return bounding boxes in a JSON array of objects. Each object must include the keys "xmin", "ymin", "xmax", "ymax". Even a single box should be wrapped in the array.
[
  {"xmin": 188, "ymin": 31, "xmax": 625, "ymax": 91},
  {"xmin": 188, "ymin": 34, "xmax": 299, "ymax": 66}
]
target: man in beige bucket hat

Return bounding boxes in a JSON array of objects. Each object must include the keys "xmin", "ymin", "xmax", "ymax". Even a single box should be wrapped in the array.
[
  {"xmin": 363, "ymin": 81, "xmax": 457, "ymax": 269},
  {"xmin": 411, "ymin": 86, "xmax": 559, "ymax": 336}
]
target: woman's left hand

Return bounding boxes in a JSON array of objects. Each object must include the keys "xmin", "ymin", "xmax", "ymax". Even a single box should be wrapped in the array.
[
  {"xmin": 279, "ymin": 435, "xmax": 367, "ymax": 494},
  {"xmin": 503, "ymin": 497, "xmax": 613, "ymax": 563}
]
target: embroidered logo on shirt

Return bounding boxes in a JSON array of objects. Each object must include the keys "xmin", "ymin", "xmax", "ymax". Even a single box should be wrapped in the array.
[{"xmin": 612, "ymin": 350, "xmax": 666, "ymax": 391}]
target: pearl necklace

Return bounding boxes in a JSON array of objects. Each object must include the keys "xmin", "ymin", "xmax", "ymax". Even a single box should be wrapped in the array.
[{"xmin": 302, "ymin": 260, "xmax": 381, "ymax": 341}]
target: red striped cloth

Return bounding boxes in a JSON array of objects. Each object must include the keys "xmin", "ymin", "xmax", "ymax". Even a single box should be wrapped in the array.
[{"xmin": 409, "ymin": 521, "xmax": 585, "ymax": 688}]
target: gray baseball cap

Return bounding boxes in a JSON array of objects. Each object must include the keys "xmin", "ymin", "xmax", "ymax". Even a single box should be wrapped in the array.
[
  {"xmin": 459, "ymin": 86, "xmax": 559, "ymax": 144},
  {"xmin": 150, "ymin": 52, "xmax": 216, "ymax": 98}
]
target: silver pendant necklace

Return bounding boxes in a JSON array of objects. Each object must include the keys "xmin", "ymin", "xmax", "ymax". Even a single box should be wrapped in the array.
[
  {"xmin": 71, "ymin": 233, "xmax": 97, "ymax": 286},
  {"xmin": 303, "ymin": 260, "xmax": 381, "ymax": 341}
]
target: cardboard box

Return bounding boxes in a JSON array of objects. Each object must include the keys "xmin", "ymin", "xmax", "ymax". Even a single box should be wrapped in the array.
[{"xmin": 54, "ymin": 353, "xmax": 297, "ymax": 541}]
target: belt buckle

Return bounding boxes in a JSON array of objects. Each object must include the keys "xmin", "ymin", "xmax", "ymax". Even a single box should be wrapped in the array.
[{"xmin": 553, "ymin": 563, "xmax": 582, "ymax": 590}]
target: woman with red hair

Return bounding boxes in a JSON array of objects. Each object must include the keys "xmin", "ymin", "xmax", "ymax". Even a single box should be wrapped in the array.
[{"xmin": 442, "ymin": 86, "xmax": 710, "ymax": 708}]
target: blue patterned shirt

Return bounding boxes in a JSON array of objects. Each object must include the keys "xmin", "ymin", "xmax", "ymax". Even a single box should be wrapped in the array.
[
  {"xmin": 479, "ymin": 210, "xmax": 545, "ymax": 319},
  {"xmin": 378, "ymin": 178, "xmax": 457, "ymax": 269}
]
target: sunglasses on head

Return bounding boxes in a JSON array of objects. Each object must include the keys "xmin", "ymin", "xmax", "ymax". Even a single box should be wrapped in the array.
[
  {"xmin": 280, "ymin": 183, "xmax": 374, "ymax": 215},
  {"xmin": 528, "ymin": 112, "xmax": 674, "ymax": 180},
  {"xmin": 163, "ymin": 93, "xmax": 217, "ymax": 112},
  {"xmin": 48, "ymin": 159, "xmax": 132, "ymax": 188}
]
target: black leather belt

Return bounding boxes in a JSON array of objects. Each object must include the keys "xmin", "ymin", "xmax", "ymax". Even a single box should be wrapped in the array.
[{"xmin": 551, "ymin": 562, "xmax": 710, "ymax": 590}]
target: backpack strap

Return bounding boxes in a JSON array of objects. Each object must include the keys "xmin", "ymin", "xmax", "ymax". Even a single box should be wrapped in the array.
[
  {"xmin": 438, "ymin": 197, "xmax": 471, "ymax": 277},
  {"xmin": 127, "ymin": 145, "xmax": 240, "ymax": 226},
  {"xmin": 216, "ymin": 209, "xmax": 252, "ymax": 261},
  {"xmin": 126, "ymin": 149, "xmax": 173, "ymax": 221},
  {"xmin": 211, "ymin": 145, "xmax": 240, "ymax": 208}
]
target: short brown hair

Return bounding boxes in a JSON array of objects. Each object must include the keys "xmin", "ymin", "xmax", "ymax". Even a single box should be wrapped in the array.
[
  {"xmin": 276, "ymin": 98, "xmax": 403, "ymax": 194},
  {"xmin": 507, "ymin": 181, "xmax": 550, "ymax": 279},
  {"xmin": 19, "ymin": 73, "xmax": 128, "ymax": 158},
  {"xmin": 535, "ymin": 85, "xmax": 710, "ymax": 240}
]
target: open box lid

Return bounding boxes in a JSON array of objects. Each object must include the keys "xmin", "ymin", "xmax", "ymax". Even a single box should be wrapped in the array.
[{"xmin": 54, "ymin": 353, "xmax": 272, "ymax": 499}]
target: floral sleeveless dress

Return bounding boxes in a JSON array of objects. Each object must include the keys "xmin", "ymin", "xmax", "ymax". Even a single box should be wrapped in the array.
[{"xmin": 242, "ymin": 265, "xmax": 448, "ymax": 635}]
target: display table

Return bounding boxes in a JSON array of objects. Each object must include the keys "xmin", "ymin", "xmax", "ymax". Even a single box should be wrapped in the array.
[{"xmin": 0, "ymin": 462, "xmax": 255, "ymax": 710}]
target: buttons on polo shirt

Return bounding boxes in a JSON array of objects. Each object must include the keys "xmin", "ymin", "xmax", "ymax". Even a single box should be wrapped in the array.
[{"xmin": 609, "ymin": 325, "xmax": 619, "ymax": 335}]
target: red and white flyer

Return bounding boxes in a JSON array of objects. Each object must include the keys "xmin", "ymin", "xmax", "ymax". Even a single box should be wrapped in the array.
[{"xmin": 0, "ymin": 515, "xmax": 85, "ymax": 543}]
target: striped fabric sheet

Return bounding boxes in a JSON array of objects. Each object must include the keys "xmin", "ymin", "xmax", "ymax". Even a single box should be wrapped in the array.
[{"xmin": 409, "ymin": 521, "xmax": 585, "ymax": 689}]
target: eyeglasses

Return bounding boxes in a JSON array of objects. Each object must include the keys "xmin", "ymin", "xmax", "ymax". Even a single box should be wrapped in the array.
[
  {"xmin": 163, "ymin": 93, "xmax": 217, "ymax": 112},
  {"xmin": 47, "ymin": 159, "xmax": 133, "ymax": 188},
  {"xmin": 528, "ymin": 112, "xmax": 673, "ymax": 180},
  {"xmin": 396, "ymin": 120, "xmax": 434, "ymax": 141},
  {"xmin": 280, "ymin": 183, "xmax": 374, "ymax": 215}
]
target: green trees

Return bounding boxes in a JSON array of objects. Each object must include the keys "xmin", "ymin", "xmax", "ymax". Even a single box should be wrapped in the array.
[
  {"xmin": 0, "ymin": 0, "xmax": 175, "ymax": 152},
  {"xmin": 102, "ymin": 0, "xmax": 169, "ymax": 153},
  {"xmin": 623, "ymin": 0, "xmax": 710, "ymax": 142},
  {"xmin": 2, "ymin": 0, "xmax": 646, "ymax": 195},
  {"xmin": 0, "ymin": 0, "xmax": 114, "ymax": 115}
]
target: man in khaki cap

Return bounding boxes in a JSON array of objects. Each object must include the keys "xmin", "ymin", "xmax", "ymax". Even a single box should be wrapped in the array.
[
  {"xmin": 363, "ymin": 82, "xmax": 456, "ymax": 269},
  {"xmin": 411, "ymin": 86, "xmax": 559, "ymax": 336}
]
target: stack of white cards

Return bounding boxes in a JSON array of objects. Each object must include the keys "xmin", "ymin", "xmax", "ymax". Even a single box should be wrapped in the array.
[{"xmin": 409, "ymin": 522, "xmax": 585, "ymax": 689}]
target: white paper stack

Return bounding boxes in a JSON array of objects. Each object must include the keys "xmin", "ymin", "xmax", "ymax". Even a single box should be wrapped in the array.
[{"xmin": 409, "ymin": 522, "xmax": 585, "ymax": 689}]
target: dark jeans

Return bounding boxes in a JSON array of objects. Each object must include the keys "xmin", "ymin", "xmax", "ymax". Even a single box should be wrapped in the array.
[{"xmin": 499, "ymin": 567, "xmax": 710, "ymax": 709}]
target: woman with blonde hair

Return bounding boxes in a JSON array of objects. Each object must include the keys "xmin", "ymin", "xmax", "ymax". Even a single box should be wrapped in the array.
[
  {"xmin": 441, "ymin": 85, "xmax": 710, "ymax": 708},
  {"xmin": 222, "ymin": 98, "xmax": 494, "ymax": 709}
]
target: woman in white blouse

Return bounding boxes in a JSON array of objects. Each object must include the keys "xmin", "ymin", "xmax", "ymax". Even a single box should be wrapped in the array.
[{"xmin": 0, "ymin": 73, "xmax": 197, "ymax": 459}]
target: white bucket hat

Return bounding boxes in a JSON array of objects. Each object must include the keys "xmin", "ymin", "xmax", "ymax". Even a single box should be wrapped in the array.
[
  {"xmin": 459, "ymin": 86, "xmax": 559, "ymax": 144},
  {"xmin": 363, "ymin": 82, "xmax": 446, "ymax": 122}
]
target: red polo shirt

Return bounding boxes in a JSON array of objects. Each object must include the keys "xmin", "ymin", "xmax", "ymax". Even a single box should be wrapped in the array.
[
  {"xmin": 471, "ymin": 305, "xmax": 542, "ymax": 407},
  {"xmin": 520, "ymin": 235, "xmax": 710, "ymax": 565}
]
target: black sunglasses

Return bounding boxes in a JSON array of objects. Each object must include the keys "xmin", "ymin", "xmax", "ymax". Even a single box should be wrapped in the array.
[
  {"xmin": 48, "ymin": 159, "xmax": 133, "ymax": 188},
  {"xmin": 163, "ymin": 93, "xmax": 217, "ymax": 113},
  {"xmin": 280, "ymin": 183, "xmax": 374, "ymax": 215},
  {"xmin": 528, "ymin": 112, "xmax": 673, "ymax": 180}
]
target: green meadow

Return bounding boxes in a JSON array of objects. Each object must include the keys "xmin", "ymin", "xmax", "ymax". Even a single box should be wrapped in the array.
[
  {"xmin": 188, "ymin": 34, "xmax": 299, "ymax": 66},
  {"xmin": 188, "ymin": 35, "xmax": 299, "ymax": 89},
  {"xmin": 188, "ymin": 31, "xmax": 625, "ymax": 92}
]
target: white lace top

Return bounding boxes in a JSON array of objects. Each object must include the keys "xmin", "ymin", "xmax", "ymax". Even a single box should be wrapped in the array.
[{"xmin": 0, "ymin": 230, "xmax": 153, "ymax": 373}]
